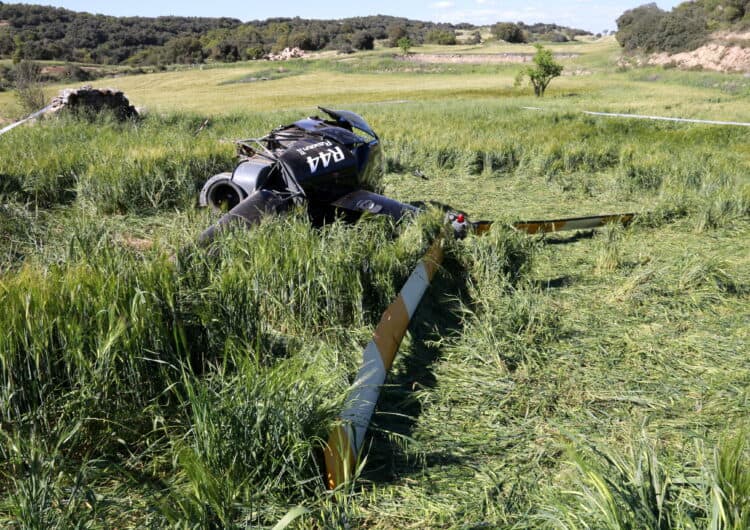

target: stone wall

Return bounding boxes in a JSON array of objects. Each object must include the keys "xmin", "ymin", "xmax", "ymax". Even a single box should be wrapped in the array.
[
  {"xmin": 264, "ymin": 47, "xmax": 305, "ymax": 61},
  {"xmin": 47, "ymin": 86, "xmax": 138, "ymax": 120}
]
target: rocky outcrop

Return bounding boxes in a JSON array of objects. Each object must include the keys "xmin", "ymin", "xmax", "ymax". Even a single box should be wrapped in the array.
[
  {"xmin": 648, "ymin": 43, "xmax": 750, "ymax": 73},
  {"xmin": 265, "ymin": 47, "xmax": 305, "ymax": 61},
  {"xmin": 646, "ymin": 32, "xmax": 750, "ymax": 73},
  {"xmin": 1, "ymin": 86, "xmax": 138, "ymax": 136},
  {"xmin": 47, "ymin": 86, "xmax": 138, "ymax": 120}
]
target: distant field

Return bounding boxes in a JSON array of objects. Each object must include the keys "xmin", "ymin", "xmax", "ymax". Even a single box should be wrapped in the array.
[
  {"xmin": 1, "ymin": 37, "xmax": 749, "ymax": 119},
  {"xmin": 0, "ymin": 37, "xmax": 748, "ymax": 528}
]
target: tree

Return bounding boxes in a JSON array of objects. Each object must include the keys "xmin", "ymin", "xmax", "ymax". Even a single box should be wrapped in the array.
[
  {"xmin": 425, "ymin": 29, "xmax": 456, "ymax": 45},
  {"xmin": 161, "ymin": 36, "xmax": 204, "ymax": 64},
  {"xmin": 387, "ymin": 23, "xmax": 408, "ymax": 47},
  {"xmin": 13, "ymin": 59, "xmax": 46, "ymax": 112},
  {"xmin": 615, "ymin": 3, "xmax": 666, "ymax": 52},
  {"xmin": 351, "ymin": 31, "xmax": 374, "ymax": 50},
  {"xmin": 655, "ymin": 1, "xmax": 708, "ymax": 52},
  {"xmin": 491, "ymin": 22, "xmax": 525, "ymax": 43},
  {"xmin": 615, "ymin": 1, "xmax": 708, "ymax": 53},
  {"xmin": 515, "ymin": 44, "xmax": 563, "ymax": 97},
  {"xmin": 12, "ymin": 34, "xmax": 24, "ymax": 63},
  {"xmin": 397, "ymin": 36, "xmax": 412, "ymax": 55}
]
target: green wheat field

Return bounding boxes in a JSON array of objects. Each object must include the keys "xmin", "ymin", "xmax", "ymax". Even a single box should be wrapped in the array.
[{"xmin": 0, "ymin": 37, "xmax": 749, "ymax": 528}]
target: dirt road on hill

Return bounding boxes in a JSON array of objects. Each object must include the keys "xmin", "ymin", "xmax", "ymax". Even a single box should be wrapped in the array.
[{"xmin": 399, "ymin": 52, "xmax": 579, "ymax": 64}]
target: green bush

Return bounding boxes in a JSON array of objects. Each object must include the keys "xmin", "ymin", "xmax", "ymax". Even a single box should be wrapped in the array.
[
  {"xmin": 352, "ymin": 30, "xmax": 375, "ymax": 50},
  {"xmin": 13, "ymin": 59, "xmax": 46, "ymax": 113},
  {"xmin": 616, "ymin": 3, "xmax": 668, "ymax": 52},
  {"xmin": 655, "ymin": 1, "xmax": 709, "ymax": 53},
  {"xmin": 616, "ymin": 1, "xmax": 710, "ymax": 53},
  {"xmin": 492, "ymin": 22, "xmax": 526, "ymax": 43},
  {"xmin": 425, "ymin": 29, "xmax": 457, "ymax": 45}
]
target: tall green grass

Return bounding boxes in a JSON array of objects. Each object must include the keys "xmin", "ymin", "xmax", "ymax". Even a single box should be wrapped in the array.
[
  {"xmin": 539, "ymin": 431, "xmax": 750, "ymax": 529},
  {"xmin": 0, "ymin": 102, "xmax": 747, "ymax": 527},
  {"xmin": 0, "ymin": 114, "xmax": 234, "ymax": 213},
  {"xmin": 2, "ymin": 105, "xmax": 748, "ymax": 223},
  {"xmin": 0, "ymin": 195, "xmax": 446, "ymax": 526}
]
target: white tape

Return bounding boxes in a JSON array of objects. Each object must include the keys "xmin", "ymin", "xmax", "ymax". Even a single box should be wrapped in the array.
[{"xmin": 522, "ymin": 106, "xmax": 750, "ymax": 127}]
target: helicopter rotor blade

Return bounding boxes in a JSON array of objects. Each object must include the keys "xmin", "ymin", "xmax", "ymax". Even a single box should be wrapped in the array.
[
  {"xmin": 472, "ymin": 213, "xmax": 635, "ymax": 236},
  {"xmin": 0, "ymin": 104, "xmax": 54, "ymax": 137}
]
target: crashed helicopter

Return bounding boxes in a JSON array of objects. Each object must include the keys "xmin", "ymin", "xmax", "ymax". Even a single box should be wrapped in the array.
[
  {"xmin": 196, "ymin": 107, "xmax": 636, "ymax": 489},
  {"xmin": 197, "ymin": 107, "xmax": 634, "ymax": 242}
]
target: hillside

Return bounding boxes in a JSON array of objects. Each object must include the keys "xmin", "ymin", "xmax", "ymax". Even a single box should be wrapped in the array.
[
  {"xmin": 615, "ymin": 1, "xmax": 750, "ymax": 71},
  {"xmin": 0, "ymin": 3, "xmax": 240, "ymax": 63},
  {"xmin": 0, "ymin": 3, "xmax": 590, "ymax": 65},
  {"xmin": 616, "ymin": 0, "xmax": 749, "ymax": 53},
  {"xmin": 646, "ymin": 29, "xmax": 750, "ymax": 71}
]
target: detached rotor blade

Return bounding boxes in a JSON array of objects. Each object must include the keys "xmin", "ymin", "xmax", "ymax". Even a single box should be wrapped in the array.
[
  {"xmin": 324, "ymin": 209, "xmax": 637, "ymax": 489},
  {"xmin": 471, "ymin": 214, "xmax": 635, "ymax": 236},
  {"xmin": 513, "ymin": 213, "xmax": 635, "ymax": 234},
  {"xmin": 471, "ymin": 220, "xmax": 494, "ymax": 235},
  {"xmin": 0, "ymin": 104, "xmax": 54, "ymax": 137},
  {"xmin": 325, "ymin": 235, "xmax": 445, "ymax": 489}
]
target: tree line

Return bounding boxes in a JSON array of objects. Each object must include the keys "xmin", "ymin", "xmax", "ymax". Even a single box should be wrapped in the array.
[
  {"xmin": 145, "ymin": 15, "xmax": 468, "ymax": 64},
  {"xmin": 0, "ymin": 4, "xmax": 464, "ymax": 64},
  {"xmin": 0, "ymin": 3, "xmax": 239, "ymax": 64},
  {"xmin": 490, "ymin": 21, "xmax": 590, "ymax": 44},
  {"xmin": 0, "ymin": 2, "xmax": 589, "ymax": 66}
]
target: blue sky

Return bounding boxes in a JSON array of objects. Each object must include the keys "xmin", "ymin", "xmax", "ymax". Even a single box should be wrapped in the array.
[{"xmin": 13, "ymin": 1, "xmax": 683, "ymax": 32}]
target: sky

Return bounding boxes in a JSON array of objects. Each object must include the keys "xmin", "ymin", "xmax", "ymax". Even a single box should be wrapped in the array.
[{"xmin": 10, "ymin": 1, "xmax": 684, "ymax": 33}]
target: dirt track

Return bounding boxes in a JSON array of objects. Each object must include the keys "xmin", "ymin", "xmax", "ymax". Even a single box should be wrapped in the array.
[{"xmin": 399, "ymin": 52, "xmax": 579, "ymax": 64}]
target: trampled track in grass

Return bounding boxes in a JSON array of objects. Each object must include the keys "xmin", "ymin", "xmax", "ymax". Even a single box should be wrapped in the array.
[{"xmin": 0, "ymin": 40, "xmax": 749, "ymax": 528}]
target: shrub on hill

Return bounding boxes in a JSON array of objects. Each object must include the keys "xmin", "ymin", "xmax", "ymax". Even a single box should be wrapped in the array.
[
  {"xmin": 656, "ymin": 1, "xmax": 710, "ymax": 52},
  {"xmin": 702, "ymin": 0, "xmax": 750, "ymax": 25},
  {"xmin": 616, "ymin": 3, "xmax": 668, "ymax": 52},
  {"xmin": 352, "ymin": 30, "xmax": 375, "ymax": 50},
  {"xmin": 425, "ymin": 29, "xmax": 457, "ymax": 45},
  {"xmin": 0, "ymin": 3, "xmax": 239, "ymax": 64},
  {"xmin": 616, "ymin": 0, "xmax": 748, "ymax": 54},
  {"xmin": 492, "ymin": 22, "xmax": 526, "ymax": 43},
  {"xmin": 540, "ymin": 32, "xmax": 569, "ymax": 42}
]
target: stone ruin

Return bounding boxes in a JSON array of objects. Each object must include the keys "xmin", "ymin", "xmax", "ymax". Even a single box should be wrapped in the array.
[
  {"xmin": 0, "ymin": 86, "xmax": 139, "ymax": 137},
  {"xmin": 265, "ymin": 47, "xmax": 306, "ymax": 61},
  {"xmin": 46, "ymin": 85, "xmax": 138, "ymax": 120}
]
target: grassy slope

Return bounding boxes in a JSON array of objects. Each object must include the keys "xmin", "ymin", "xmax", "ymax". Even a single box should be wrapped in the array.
[
  {"xmin": 1, "ymin": 38, "xmax": 749, "ymax": 119},
  {"xmin": 0, "ymin": 37, "xmax": 748, "ymax": 528}
]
